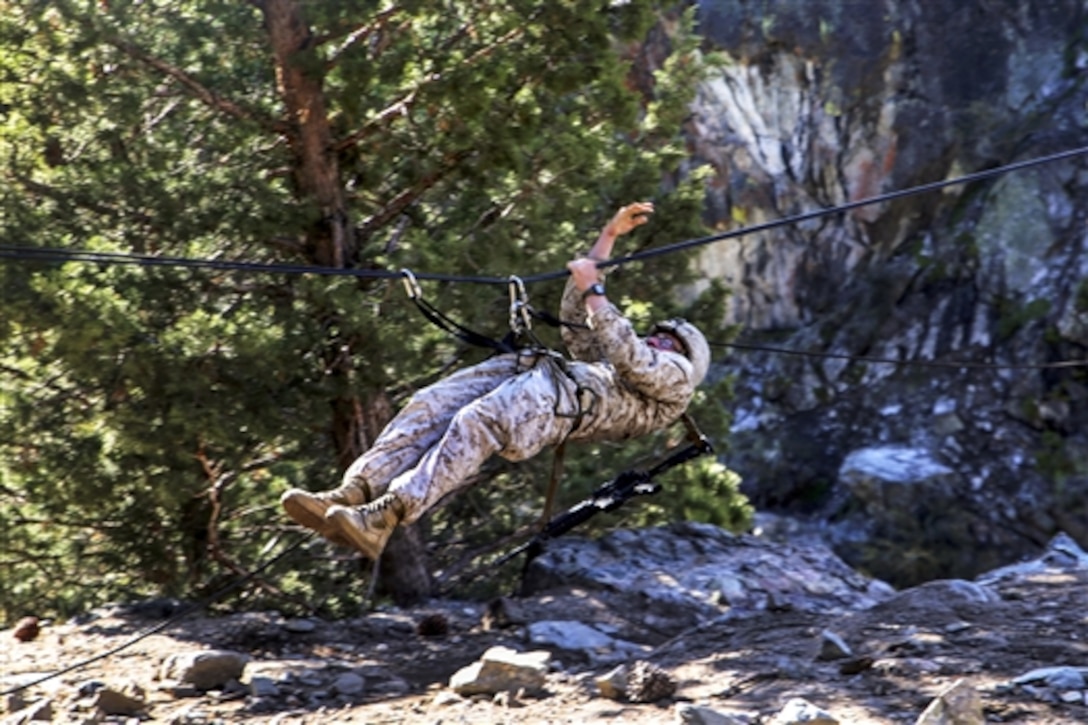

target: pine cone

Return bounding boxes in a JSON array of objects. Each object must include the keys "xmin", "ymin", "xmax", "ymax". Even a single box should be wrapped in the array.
[
  {"xmin": 13, "ymin": 616, "xmax": 40, "ymax": 642},
  {"xmin": 624, "ymin": 660, "xmax": 676, "ymax": 703},
  {"xmin": 415, "ymin": 613, "xmax": 449, "ymax": 637}
]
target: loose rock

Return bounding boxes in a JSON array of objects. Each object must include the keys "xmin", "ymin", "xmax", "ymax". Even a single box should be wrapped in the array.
[
  {"xmin": 770, "ymin": 697, "xmax": 838, "ymax": 725},
  {"xmin": 159, "ymin": 650, "xmax": 250, "ymax": 690},
  {"xmin": 915, "ymin": 679, "xmax": 983, "ymax": 725},
  {"xmin": 817, "ymin": 629, "xmax": 852, "ymax": 661},
  {"xmin": 93, "ymin": 684, "xmax": 147, "ymax": 716},
  {"xmin": 448, "ymin": 646, "xmax": 550, "ymax": 697}
]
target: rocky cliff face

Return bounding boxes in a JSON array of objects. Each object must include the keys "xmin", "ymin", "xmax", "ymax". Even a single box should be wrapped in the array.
[{"xmin": 685, "ymin": 0, "xmax": 1088, "ymax": 586}]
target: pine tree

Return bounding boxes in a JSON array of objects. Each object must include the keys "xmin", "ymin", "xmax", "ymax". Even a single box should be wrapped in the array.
[{"xmin": 0, "ymin": 0, "xmax": 745, "ymax": 618}]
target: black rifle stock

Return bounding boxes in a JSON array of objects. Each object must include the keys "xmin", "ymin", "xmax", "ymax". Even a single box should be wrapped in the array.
[{"xmin": 498, "ymin": 435, "xmax": 714, "ymax": 570}]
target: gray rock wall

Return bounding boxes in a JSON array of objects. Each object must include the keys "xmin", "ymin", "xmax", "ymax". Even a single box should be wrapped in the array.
[{"xmin": 685, "ymin": 0, "xmax": 1088, "ymax": 586}]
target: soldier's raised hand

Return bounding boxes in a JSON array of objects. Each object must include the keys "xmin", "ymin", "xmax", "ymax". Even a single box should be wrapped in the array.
[{"xmin": 605, "ymin": 201, "xmax": 654, "ymax": 237}]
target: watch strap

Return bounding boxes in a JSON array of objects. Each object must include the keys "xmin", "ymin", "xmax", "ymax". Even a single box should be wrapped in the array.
[{"xmin": 581, "ymin": 282, "xmax": 606, "ymax": 300}]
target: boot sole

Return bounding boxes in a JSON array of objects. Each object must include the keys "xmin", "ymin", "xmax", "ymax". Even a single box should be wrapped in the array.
[
  {"xmin": 325, "ymin": 507, "xmax": 391, "ymax": 561},
  {"xmin": 281, "ymin": 491, "xmax": 333, "ymax": 532},
  {"xmin": 281, "ymin": 491, "xmax": 350, "ymax": 546}
]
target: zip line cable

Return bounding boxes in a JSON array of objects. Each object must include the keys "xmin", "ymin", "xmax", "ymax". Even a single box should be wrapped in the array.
[
  {"xmin": 713, "ymin": 341, "xmax": 1088, "ymax": 370},
  {"xmin": 3, "ymin": 144, "xmax": 1088, "ymax": 371},
  {"xmin": 0, "ymin": 244, "xmax": 502, "ymax": 283},
  {"xmin": 596, "ymin": 143, "xmax": 1088, "ymax": 272},
  {"xmin": 3, "ymin": 143, "xmax": 1088, "ymax": 284}
]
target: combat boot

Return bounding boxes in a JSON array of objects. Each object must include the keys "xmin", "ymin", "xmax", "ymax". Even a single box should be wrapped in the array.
[
  {"xmin": 280, "ymin": 482, "xmax": 372, "ymax": 541},
  {"xmin": 324, "ymin": 493, "xmax": 406, "ymax": 561}
]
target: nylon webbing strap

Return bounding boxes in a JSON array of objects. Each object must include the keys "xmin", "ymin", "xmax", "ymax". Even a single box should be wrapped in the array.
[{"xmin": 410, "ymin": 296, "xmax": 517, "ymax": 353}]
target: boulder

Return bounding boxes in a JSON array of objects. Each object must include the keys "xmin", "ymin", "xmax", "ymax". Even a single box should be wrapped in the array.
[{"xmin": 524, "ymin": 522, "xmax": 894, "ymax": 633}]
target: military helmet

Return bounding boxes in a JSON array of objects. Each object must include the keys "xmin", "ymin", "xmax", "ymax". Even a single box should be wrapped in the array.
[{"xmin": 650, "ymin": 318, "xmax": 710, "ymax": 385}]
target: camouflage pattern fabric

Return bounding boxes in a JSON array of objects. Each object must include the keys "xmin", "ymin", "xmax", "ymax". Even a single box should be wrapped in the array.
[{"xmin": 342, "ymin": 278, "xmax": 700, "ymax": 524}]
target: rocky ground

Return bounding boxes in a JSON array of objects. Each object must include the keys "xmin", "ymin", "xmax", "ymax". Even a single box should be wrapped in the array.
[{"xmin": 4, "ymin": 525, "xmax": 1088, "ymax": 724}]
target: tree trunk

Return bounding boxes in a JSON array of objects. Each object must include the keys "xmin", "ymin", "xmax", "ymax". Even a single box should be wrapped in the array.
[
  {"xmin": 262, "ymin": 0, "xmax": 432, "ymax": 603},
  {"xmin": 262, "ymin": 0, "xmax": 353, "ymax": 267}
]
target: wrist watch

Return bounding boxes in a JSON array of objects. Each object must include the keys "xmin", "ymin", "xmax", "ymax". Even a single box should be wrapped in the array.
[{"xmin": 582, "ymin": 282, "xmax": 606, "ymax": 300}]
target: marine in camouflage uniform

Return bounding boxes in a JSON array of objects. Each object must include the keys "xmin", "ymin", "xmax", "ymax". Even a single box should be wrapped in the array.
[{"xmin": 281, "ymin": 202, "xmax": 711, "ymax": 560}]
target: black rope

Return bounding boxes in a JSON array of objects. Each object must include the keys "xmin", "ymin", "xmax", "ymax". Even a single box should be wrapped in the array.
[
  {"xmin": 596, "ymin": 144, "xmax": 1088, "ymax": 273},
  {"xmin": 3, "ymin": 145, "xmax": 1087, "ymax": 372},
  {"xmin": 3, "ymin": 144, "xmax": 1087, "ymax": 284},
  {"xmin": 713, "ymin": 340, "xmax": 1088, "ymax": 370},
  {"xmin": 0, "ymin": 245, "xmax": 416, "ymax": 281},
  {"xmin": 0, "ymin": 531, "xmax": 315, "ymax": 698}
]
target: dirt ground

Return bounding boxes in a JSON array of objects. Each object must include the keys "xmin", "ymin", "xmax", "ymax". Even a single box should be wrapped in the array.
[{"xmin": 4, "ymin": 565, "xmax": 1088, "ymax": 724}]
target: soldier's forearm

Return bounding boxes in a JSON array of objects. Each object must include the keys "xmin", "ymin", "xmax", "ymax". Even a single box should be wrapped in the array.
[{"xmin": 586, "ymin": 224, "xmax": 617, "ymax": 262}]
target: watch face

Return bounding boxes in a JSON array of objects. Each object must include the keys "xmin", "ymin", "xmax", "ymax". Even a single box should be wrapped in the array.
[{"xmin": 583, "ymin": 283, "xmax": 606, "ymax": 299}]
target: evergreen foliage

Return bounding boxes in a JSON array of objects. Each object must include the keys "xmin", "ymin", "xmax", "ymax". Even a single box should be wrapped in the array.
[{"xmin": 0, "ymin": 0, "xmax": 747, "ymax": 621}]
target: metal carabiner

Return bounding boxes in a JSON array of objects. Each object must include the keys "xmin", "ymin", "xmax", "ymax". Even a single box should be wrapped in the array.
[
  {"xmin": 508, "ymin": 275, "xmax": 532, "ymax": 334},
  {"xmin": 400, "ymin": 268, "xmax": 422, "ymax": 300}
]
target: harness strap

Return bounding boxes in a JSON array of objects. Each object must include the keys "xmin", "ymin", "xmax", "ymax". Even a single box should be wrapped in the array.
[
  {"xmin": 409, "ymin": 295, "xmax": 518, "ymax": 354},
  {"xmin": 400, "ymin": 268, "xmax": 584, "ymax": 355},
  {"xmin": 530, "ymin": 351, "xmax": 598, "ymax": 529},
  {"xmin": 533, "ymin": 351, "xmax": 596, "ymax": 430},
  {"xmin": 540, "ymin": 439, "xmax": 566, "ymax": 530}
]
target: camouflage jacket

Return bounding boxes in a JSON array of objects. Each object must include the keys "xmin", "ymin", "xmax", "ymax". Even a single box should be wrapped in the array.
[{"xmin": 555, "ymin": 277, "xmax": 698, "ymax": 442}]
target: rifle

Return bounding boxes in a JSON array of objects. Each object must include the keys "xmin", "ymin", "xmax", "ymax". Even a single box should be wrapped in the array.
[{"xmin": 496, "ymin": 428, "xmax": 714, "ymax": 572}]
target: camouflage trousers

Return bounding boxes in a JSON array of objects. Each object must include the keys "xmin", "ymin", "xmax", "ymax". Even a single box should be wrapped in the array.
[{"xmin": 341, "ymin": 352, "xmax": 582, "ymax": 524}]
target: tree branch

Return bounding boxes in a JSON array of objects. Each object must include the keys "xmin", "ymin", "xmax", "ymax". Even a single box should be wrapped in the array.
[
  {"xmin": 0, "ymin": 482, "xmax": 28, "ymax": 502},
  {"xmin": 333, "ymin": 26, "xmax": 524, "ymax": 153},
  {"xmin": 318, "ymin": 6, "xmax": 403, "ymax": 65},
  {"xmin": 200, "ymin": 448, "xmax": 311, "ymax": 613},
  {"xmin": 333, "ymin": 89, "xmax": 417, "ymax": 152},
  {"xmin": 0, "ymin": 361, "xmax": 96, "ymax": 407},
  {"xmin": 109, "ymin": 37, "xmax": 291, "ymax": 136},
  {"xmin": 11, "ymin": 172, "xmax": 147, "ymax": 225},
  {"xmin": 356, "ymin": 149, "xmax": 471, "ymax": 240},
  {"xmin": 0, "ymin": 362, "xmax": 32, "ymax": 382},
  {"xmin": 453, "ymin": 26, "xmax": 525, "ymax": 70}
]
